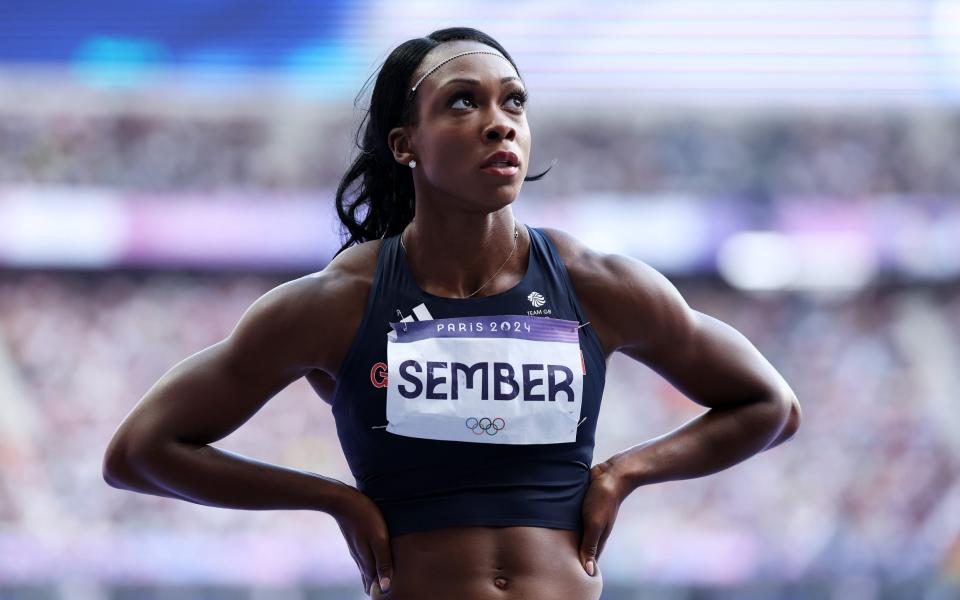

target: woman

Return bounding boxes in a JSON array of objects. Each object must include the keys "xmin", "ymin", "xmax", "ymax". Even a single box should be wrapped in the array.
[{"xmin": 103, "ymin": 27, "xmax": 801, "ymax": 599}]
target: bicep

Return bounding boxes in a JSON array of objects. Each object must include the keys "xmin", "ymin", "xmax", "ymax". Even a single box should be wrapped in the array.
[
  {"xmin": 606, "ymin": 255, "xmax": 795, "ymax": 409},
  {"xmin": 109, "ymin": 274, "xmax": 340, "ymax": 453},
  {"xmin": 122, "ymin": 339, "xmax": 305, "ymax": 450}
]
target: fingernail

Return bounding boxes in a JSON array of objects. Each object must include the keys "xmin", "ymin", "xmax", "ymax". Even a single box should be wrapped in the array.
[
  {"xmin": 380, "ymin": 577, "xmax": 391, "ymax": 592},
  {"xmin": 586, "ymin": 560, "xmax": 595, "ymax": 576}
]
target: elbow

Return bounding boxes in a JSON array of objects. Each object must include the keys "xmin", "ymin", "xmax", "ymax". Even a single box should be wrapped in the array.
[
  {"xmin": 776, "ymin": 393, "xmax": 801, "ymax": 442},
  {"xmin": 102, "ymin": 433, "xmax": 150, "ymax": 489},
  {"xmin": 102, "ymin": 435, "xmax": 131, "ymax": 488}
]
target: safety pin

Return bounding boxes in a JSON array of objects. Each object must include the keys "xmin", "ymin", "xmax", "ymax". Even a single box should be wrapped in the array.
[
  {"xmin": 396, "ymin": 309, "xmax": 408, "ymax": 332},
  {"xmin": 372, "ymin": 424, "xmax": 388, "ymax": 429},
  {"xmin": 568, "ymin": 416, "xmax": 588, "ymax": 434},
  {"xmin": 576, "ymin": 321, "xmax": 591, "ymax": 330}
]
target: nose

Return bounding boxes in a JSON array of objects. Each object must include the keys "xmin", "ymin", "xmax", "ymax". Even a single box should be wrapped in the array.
[{"xmin": 483, "ymin": 116, "xmax": 516, "ymax": 142}]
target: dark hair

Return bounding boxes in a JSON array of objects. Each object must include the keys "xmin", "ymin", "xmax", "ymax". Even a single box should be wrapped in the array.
[{"xmin": 333, "ymin": 27, "xmax": 553, "ymax": 257}]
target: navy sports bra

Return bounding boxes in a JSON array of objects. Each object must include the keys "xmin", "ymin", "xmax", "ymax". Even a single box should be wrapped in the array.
[{"xmin": 329, "ymin": 224, "xmax": 607, "ymax": 537}]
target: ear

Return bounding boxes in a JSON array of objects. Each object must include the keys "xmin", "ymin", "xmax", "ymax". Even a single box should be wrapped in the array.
[{"xmin": 387, "ymin": 126, "xmax": 416, "ymax": 167}]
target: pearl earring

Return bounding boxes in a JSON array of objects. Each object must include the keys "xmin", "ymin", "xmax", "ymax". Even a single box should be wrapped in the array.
[{"xmin": 409, "ymin": 159, "xmax": 417, "ymax": 168}]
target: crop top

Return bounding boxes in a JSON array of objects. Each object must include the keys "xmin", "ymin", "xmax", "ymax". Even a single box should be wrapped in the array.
[{"xmin": 329, "ymin": 224, "xmax": 607, "ymax": 537}]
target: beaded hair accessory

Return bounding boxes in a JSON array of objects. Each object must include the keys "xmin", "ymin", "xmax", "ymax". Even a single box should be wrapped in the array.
[{"xmin": 410, "ymin": 50, "xmax": 518, "ymax": 94}]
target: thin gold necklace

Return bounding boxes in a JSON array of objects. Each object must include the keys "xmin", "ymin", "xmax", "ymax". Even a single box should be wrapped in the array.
[{"xmin": 400, "ymin": 221, "xmax": 520, "ymax": 299}]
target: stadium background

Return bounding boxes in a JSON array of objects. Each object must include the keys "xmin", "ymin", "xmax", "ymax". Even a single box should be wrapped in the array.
[{"xmin": 1, "ymin": 1, "xmax": 959, "ymax": 598}]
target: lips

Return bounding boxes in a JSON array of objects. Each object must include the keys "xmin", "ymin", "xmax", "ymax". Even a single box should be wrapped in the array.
[{"xmin": 480, "ymin": 151, "xmax": 520, "ymax": 169}]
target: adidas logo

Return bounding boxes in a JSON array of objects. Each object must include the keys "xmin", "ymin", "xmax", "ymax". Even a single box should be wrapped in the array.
[{"xmin": 388, "ymin": 302, "xmax": 435, "ymax": 341}]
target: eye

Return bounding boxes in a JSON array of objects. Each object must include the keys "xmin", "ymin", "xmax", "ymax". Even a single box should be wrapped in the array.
[
  {"xmin": 448, "ymin": 89, "xmax": 529, "ymax": 112},
  {"xmin": 449, "ymin": 93, "xmax": 476, "ymax": 110},
  {"xmin": 506, "ymin": 89, "xmax": 529, "ymax": 111}
]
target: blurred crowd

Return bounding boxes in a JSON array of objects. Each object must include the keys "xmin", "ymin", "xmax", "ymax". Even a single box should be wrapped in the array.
[
  {"xmin": 1, "ymin": 270, "xmax": 957, "ymax": 584},
  {"xmin": 1, "ymin": 110, "xmax": 958, "ymax": 201},
  {"xmin": 2, "ymin": 103, "xmax": 960, "ymax": 591}
]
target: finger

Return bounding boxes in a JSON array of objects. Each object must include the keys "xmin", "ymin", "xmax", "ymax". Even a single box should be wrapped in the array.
[
  {"xmin": 362, "ymin": 570, "xmax": 371, "ymax": 596},
  {"xmin": 596, "ymin": 520, "xmax": 613, "ymax": 560},
  {"xmin": 354, "ymin": 562, "xmax": 365, "ymax": 594},
  {"xmin": 369, "ymin": 539, "xmax": 394, "ymax": 593},
  {"xmin": 346, "ymin": 551, "xmax": 366, "ymax": 593},
  {"xmin": 579, "ymin": 517, "xmax": 606, "ymax": 575},
  {"xmin": 598, "ymin": 506, "xmax": 621, "ymax": 560},
  {"xmin": 358, "ymin": 544, "xmax": 377, "ymax": 595},
  {"xmin": 353, "ymin": 557, "xmax": 372, "ymax": 594}
]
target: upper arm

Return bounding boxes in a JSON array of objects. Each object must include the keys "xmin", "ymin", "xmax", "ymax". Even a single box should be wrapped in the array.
[
  {"xmin": 601, "ymin": 253, "xmax": 797, "ymax": 411},
  {"xmin": 539, "ymin": 226, "xmax": 797, "ymax": 413},
  {"xmin": 106, "ymin": 268, "xmax": 364, "ymax": 457}
]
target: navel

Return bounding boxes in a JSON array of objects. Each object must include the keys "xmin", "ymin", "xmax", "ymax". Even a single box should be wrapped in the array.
[{"xmin": 493, "ymin": 576, "xmax": 509, "ymax": 590}]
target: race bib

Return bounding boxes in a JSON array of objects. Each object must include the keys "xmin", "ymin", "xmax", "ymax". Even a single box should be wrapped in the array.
[{"xmin": 385, "ymin": 315, "xmax": 584, "ymax": 445}]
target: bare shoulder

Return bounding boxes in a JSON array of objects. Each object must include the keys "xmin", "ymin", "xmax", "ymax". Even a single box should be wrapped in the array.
[
  {"xmin": 291, "ymin": 239, "xmax": 383, "ymax": 375},
  {"xmin": 102, "ymin": 238, "xmax": 385, "ymax": 453},
  {"xmin": 537, "ymin": 227, "xmax": 689, "ymax": 357},
  {"xmin": 536, "ymin": 226, "xmax": 602, "ymax": 273},
  {"xmin": 303, "ymin": 240, "xmax": 383, "ymax": 379},
  {"xmin": 531, "ymin": 227, "xmax": 798, "ymax": 424},
  {"xmin": 318, "ymin": 237, "xmax": 383, "ymax": 281}
]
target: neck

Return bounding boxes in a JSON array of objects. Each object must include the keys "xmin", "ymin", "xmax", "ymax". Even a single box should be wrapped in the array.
[{"xmin": 401, "ymin": 208, "xmax": 525, "ymax": 298}]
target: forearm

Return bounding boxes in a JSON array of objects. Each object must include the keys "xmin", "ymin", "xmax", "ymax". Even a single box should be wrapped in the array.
[
  {"xmin": 605, "ymin": 396, "xmax": 791, "ymax": 496},
  {"xmin": 107, "ymin": 440, "xmax": 351, "ymax": 514},
  {"xmin": 104, "ymin": 456, "xmax": 191, "ymax": 501}
]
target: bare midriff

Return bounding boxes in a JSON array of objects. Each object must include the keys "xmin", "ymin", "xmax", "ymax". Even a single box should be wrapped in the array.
[{"xmin": 369, "ymin": 525, "xmax": 603, "ymax": 600}]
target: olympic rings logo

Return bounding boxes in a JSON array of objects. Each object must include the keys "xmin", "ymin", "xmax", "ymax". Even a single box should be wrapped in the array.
[{"xmin": 465, "ymin": 417, "xmax": 506, "ymax": 436}]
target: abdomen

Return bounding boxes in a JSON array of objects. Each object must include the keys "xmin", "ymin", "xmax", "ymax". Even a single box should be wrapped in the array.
[{"xmin": 370, "ymin": 526, "xmax": 603, "ymax": 600}]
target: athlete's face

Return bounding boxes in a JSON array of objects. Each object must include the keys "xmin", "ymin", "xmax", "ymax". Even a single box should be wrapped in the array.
[{"xmin": 390, "ymin": 42, "xmax": 532, "ymax": 212}]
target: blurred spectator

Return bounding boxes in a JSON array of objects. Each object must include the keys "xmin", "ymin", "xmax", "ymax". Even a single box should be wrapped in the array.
[
  {"xmin": 0, "ymin": 271, "xmax": 956, "ymax": 583},
  {"xmin": 1, "ymin": 111, "xmax": 958, "ymax": 200}
]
